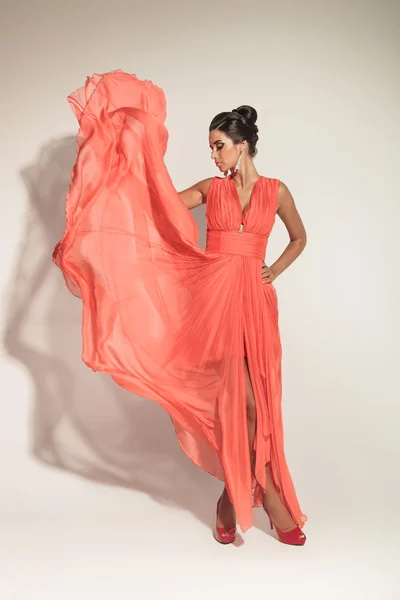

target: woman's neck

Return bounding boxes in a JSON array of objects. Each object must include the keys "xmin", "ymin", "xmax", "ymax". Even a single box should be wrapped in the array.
[{"xmin": 230, "ymin": 158, "xmax": 260, "ymax": 188}]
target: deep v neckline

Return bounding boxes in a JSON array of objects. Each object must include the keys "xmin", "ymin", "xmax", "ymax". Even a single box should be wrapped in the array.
[{"xmin": 229, "ymin": 175, "xmax": 263, "ymax": 221}]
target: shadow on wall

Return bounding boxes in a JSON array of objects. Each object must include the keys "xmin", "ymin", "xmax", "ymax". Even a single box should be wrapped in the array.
[{"xmin": 3, "ymin": 135, "xmax": 216, "ymax": 527}]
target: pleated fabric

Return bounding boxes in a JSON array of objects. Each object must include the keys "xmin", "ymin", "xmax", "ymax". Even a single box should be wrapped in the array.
[{"xmin": 53, "ymin": 70, "xmax": 307, "ymax": 532}]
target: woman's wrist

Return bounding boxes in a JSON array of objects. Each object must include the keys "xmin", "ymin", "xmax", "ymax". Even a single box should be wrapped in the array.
[{"xmin": 270, "ymin": 263, "xmax": 282, "ymax": 278}]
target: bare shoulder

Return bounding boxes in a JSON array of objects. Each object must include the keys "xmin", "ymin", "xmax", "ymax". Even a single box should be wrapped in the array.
[
  {"xmin": 196, "ymin": 176, "xmax": 215, "ymax": 199},
  {"xmin": 178, "ymin": 177, "xmax": 215, "ymax": 210},
  {"xmin": 277, "ymin": 180, "xmax": 295, "ymax": 212},
  {"xmin": 274, "ymin": 180, "xmax": 307, "ymax": 243}
]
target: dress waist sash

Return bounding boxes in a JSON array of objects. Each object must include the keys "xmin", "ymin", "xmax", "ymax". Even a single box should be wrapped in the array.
[{"xmin": 206, "ymin": 230, "xmax": 267, "ymax": 261}]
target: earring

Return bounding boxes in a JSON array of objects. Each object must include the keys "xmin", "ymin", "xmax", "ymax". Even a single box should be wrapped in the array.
[{"xmin": 234, "ymin": 150, "xmax": 243, "ymax": 173}]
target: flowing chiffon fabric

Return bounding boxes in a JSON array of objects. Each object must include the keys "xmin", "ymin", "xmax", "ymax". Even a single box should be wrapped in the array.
[{"xmin": 53, "ymin": 70, "xmax": 307, "ymax": 532}]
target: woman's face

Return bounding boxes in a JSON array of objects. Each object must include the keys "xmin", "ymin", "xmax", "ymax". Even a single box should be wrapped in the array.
[{"xmin": 209, "ymin": 130, "xmax": 243, "ymax": 173}]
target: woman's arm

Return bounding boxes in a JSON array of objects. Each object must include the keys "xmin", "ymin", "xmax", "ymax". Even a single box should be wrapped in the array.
[
  {"xmin": 178, "ymin": 177, "xmax": 214, "ymax": 210},
  {"xmin": 264, "ymin": 182, "xmax": 307, "ymax": 283}
]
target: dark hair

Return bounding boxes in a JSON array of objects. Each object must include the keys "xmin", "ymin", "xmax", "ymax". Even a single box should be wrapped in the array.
[{"xmin": 209, "ymin": 105, "xmax": 259, "ymax": 157}]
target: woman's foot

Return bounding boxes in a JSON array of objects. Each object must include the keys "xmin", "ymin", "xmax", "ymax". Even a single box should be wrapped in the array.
[
  {"xmin": 217, "ymin": 488, "xmax": 236, "ymax": 531},
  {"xmin": 263, "ymin": 464, "xmax": 298, "ymax": 532},
  {"xmin": 262, "ymin": 464, "xmax": 306, "ymax": 545},
  {"xmin": 214, "ymin": 488, "xmax": 237, "ymax": 544},
  {"xmin": 263, "ymin": 494, "xmax": 298, "ymax": 532},
  {"xmin": 263, "ymin": 500, "xmax": 306, "ymax": 545}
]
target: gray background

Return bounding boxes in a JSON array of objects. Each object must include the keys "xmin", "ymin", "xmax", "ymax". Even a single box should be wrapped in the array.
[{"xmin": 1, "ymin": 0, "xmax": 399, "ymax": 598}]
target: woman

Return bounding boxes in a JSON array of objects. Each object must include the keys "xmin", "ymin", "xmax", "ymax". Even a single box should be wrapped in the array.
[
  {"xmin": 179, "ymin": 108, "xmax": 307, "ymax": 545},
  {"xmin": 54, "ymin": 70, "xmax": 308, "ymax": 546}
]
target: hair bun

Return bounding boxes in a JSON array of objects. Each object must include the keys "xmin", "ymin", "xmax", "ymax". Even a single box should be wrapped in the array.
[{"xmin": 232, "ymin": 105, "xmax": 258, "ymax": 126}]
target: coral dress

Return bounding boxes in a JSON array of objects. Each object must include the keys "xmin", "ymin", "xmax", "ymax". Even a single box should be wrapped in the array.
[{"xmin": 53, "ymin": 70, "xmax": 307, "ymax": 532}]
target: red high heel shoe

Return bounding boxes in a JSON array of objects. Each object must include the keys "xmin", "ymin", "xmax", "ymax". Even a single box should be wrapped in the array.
[
  {"xmin": 213, "ymin": 496, "xmax": 237, "ymax": 544},
  {"xmin": 263, "ymin": 505, "xmax": 306, "ymax": 546}
]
